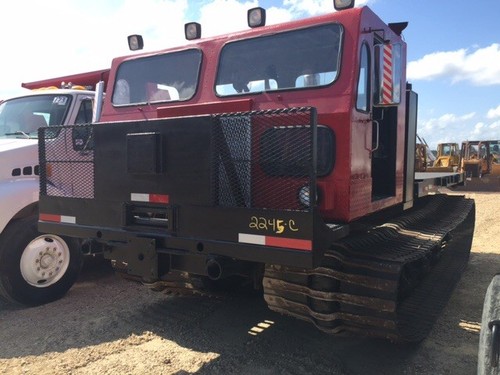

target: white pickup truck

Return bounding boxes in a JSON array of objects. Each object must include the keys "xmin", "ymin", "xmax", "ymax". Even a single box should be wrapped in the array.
[{"xmin": 0, "ymin": 87, "xmax": 95, "ymax": 306}]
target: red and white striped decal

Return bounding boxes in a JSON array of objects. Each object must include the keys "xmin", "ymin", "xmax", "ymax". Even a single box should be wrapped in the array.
[
  {"xmin": 381, "ymin": 44, "xmax": 393, "ymax": 104},
  {"xmin": 39, "ymin": 213, "xmax": 76, "ymax": 224},
  {"xmin": 130, "ymin": 193, "xmax": 169, "ymax": 204},
  {"xmin": 238, "ymin": 233, "xmax": 312, "ymax": 251}
]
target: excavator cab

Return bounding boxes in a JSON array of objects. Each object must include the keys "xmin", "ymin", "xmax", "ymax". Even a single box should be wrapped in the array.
[{"xmin": 427, "ymin": 142, "xmax": 460, "ymax": 172}]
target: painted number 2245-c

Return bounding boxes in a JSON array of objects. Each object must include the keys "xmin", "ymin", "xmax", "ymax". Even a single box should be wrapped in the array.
[{"xmin": 249, "ymin": 216, "xmax": 299, "ymax": 234}]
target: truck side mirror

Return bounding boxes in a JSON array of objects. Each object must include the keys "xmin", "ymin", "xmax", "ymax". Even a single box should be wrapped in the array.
[
  {"xmin": 92, "ymin": 81, "xmax": 105, "ymax": 123},
  {"xmin": 374, "ymin": 43, "xmax": 402, "ymax": 106}
]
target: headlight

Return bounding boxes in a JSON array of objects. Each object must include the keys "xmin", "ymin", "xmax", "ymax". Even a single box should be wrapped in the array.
[{"xmin": 299, "ymin": 185, "xmax": 314, "ymax": 207}]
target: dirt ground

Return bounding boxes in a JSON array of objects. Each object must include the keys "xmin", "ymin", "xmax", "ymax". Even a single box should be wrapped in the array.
[{"xmin": 0, "ymin": 190, "xmax": 498, "ymax": 375}]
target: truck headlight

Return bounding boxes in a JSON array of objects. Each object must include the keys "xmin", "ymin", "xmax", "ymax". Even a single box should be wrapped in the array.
[{"xmin": 299, "ymin": 185, "xmax": 318, "ymax": 207}]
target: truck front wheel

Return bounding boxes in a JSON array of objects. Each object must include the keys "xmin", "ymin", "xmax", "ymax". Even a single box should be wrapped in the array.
[{"xmin": 0, "ymin": 215, "xmax": 83, "ymax": 306}]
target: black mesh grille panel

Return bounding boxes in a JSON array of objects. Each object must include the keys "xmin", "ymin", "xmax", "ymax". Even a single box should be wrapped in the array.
[
  {"xmin": 211, "ymin": 107, "xmax": 316, "ymax": 212},
  {"xmin": 39, "ymin": 126, "xmax": 95, "ymax": 199}
]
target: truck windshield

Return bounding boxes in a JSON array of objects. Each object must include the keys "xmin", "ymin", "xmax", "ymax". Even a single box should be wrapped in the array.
[
  {"xmin": 216, "ymin": 23, "xmax": 342, "ymax": 96},
  {"xmin": 0, "ymin": 94, "xmax": 71, "ymax": 138},
  {"xmin": 112, "ymin": 49, "xmax": 202, "ymax": 105}
]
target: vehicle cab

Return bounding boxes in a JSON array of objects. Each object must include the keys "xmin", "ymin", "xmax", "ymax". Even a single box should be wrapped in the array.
[{"xmin": 96, "ymin": 4, "xmax": 408, "ymax": 223}]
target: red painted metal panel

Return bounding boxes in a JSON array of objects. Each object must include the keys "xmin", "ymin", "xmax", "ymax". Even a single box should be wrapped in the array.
[
  {"xmin": 157, "ymin": 99, "xmax": 253, "ymax": 118},
  {"xmin": 22, "ymin": 69, "xmax": 110, "ymax": 91}
]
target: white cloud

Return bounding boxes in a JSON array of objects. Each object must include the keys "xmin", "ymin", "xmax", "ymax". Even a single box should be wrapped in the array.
[
  {"xmin": 418, "ymin": 111, "xmax": 500, "ymax": 149},
  {"xmin": 420, "ymin": 112, "xmax": 476, "ymax": 131},
  {"xmin": 283, "ymin": 0, "xmax": 371, "ymax": 17},
  {"xmin": 284, "ymin": 0, "xmax": 339, "ymax": 16},
  {"xmin": 197, "ymin": 0, "xmax": 374, "ymax": 36},
  {"xmin": 0, "ymin": 0, "xmax": 378, "ymax": 100},
  {"xmin": 198, "ymin": 0, "xmax": 258, "ymax": 37},
  {"xmin": 408, "ymin": 44, "xmax": 500, "ymax": 86},
  {"xmin": 266, "ymin": 7, "xmax": 295, "ymax": 24},
  {"xmin": 466, "ymin": 121, "xmax": 500, "ymax": 140},
  {"xmin": 0, "ymin": 0, "xmax": 190, "ymax": 99},
  {"xmin": 487, "ymin": 104, "xmax": 500, "ymax": 119}
]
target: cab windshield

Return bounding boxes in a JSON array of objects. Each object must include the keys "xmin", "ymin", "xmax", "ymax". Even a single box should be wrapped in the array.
[
  {"xmin": 0, "ymin": 95, "xmax": 72, "ymax": 138},
  {"xmin": 112, "ymin": 49, "xmax": 202, "ymax": 105},
  {"xmin": 216, "ymin": 23, "xmax": 343, "ymax": 96}
]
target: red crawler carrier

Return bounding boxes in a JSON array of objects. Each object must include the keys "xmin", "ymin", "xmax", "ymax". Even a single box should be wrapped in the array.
[{"xmin": 38, "ymin": 1, "xmax": 474, "ymax": 341}]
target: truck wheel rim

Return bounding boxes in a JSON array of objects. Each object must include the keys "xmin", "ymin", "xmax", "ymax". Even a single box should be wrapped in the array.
[{"xmin": 20, "ymin": 235, "xmax": 71, "ymax": 288}]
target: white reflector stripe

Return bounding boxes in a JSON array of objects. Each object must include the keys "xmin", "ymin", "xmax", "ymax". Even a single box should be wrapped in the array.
[
  {"xmin": 130, "ymin": 193, "xmax": 169, "ymax": 203},
  {"xmin": 60, "ymin": 215, "xmax": 76, "ymax": 224},
  {"xmin": 239, "ymin": 233, "xmax": 266, "ymax": 245},
  {"xmin": 238, "ymin": 233, "xmax": 312, "ymax": 251},
  {"xmin": 131, "ymin": 193, "xmax": 150, "ymax": 202}
]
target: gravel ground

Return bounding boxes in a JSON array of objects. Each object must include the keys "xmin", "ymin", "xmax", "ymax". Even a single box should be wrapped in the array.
[{"xmin": 0, "ymin": 190, "xmax": 498, "ymax": 375}]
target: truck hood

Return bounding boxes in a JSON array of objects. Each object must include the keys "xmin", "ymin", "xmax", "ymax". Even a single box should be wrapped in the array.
[
  {"xmin": 0, "ymin": 138, "xmax": 38, "ymax": 152},
  {"xmin": 0, "ymin": 138, "xmax": 39, "ymax": 181}
]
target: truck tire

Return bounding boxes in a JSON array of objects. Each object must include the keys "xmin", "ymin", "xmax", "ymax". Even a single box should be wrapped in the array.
[
  {"xmin": 478, "ymin": 274, "xmax": 500, "ymax": 375},
  {"xmin": 0, "ymin": 215, "xmax": 83, "ymax": 306}
]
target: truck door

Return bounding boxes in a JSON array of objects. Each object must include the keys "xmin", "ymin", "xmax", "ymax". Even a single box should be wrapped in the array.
[
  {"xmin": 370, "ymin": 40, "xmax": 402, "ymax": 200},
  {"xmin": 64, "ymin": 94, "xmax": 94, "ymax": 125},
  {"xmin": 74, "ymin": 96, "xmax": 94, "ymax": 125}
]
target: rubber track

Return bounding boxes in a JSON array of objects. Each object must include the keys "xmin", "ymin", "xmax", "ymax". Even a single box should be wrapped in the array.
[{"xmin": 263, "ymin": 194, "xmax": 475, "ymax": 342}]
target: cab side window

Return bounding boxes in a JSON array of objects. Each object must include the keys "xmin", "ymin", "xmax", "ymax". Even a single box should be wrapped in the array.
[
  {"xmin": 356, "ymin": 43, "xmax": 370, "ymax": 112},
  {"xmin": 75, "ymin": 99, "xmax": 93, "ymax": 125}
]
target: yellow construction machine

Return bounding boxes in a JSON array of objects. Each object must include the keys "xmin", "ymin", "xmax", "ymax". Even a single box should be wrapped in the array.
[
  {"xmin": 427, "ymin": 142, "xmax": 460, "ymax": 172},
  {"xmin": 490, "ymin": 141, "xmax": 500, "ymax": 175},
  {"xmin": 460, "ymin": 140, "xmax": 500, "ymax": 178},
  {"xmin": 415, "ymin": 135, "xmax": 435, "ymax": 172},
  {"xmin": 458, "ymin": 141, "xmax": 500, "ymax": 191}
]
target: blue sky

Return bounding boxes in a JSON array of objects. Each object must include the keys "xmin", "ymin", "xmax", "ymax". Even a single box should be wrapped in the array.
[{"xmin": 1, "ymin": 0, "xmax": 499, "ymax": 149}]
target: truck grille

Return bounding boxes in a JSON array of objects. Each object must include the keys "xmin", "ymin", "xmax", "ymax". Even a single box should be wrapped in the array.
[
  {"xmin": 39, "ymin": 108, "xmax": 318, "ymax": 214},
  {"xmin": 39, "ymin": 126, "xmax": 95, "ymax": 199},
  {"xmin": 211, "ymin": 107, "xmax": 316, "ymax": 211}
]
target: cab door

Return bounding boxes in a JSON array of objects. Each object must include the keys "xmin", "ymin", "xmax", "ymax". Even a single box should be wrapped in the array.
[{"xmin": 370, "ymin": 41, "xmax": 403, "ymax": 200}]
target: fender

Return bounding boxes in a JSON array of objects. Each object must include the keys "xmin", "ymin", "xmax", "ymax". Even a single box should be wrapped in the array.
[{"xmin": 0, "ymin": 178, "xmax": 39, "ymax": 232}]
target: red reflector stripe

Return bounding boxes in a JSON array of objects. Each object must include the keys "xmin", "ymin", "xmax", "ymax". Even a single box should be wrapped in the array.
[
  {"xmin": 238, "ymin": 233, "xmax": 312, "ymax": 251},
  {"xmin": 265, "ymin": 236, "xmax": 312, "ymax": 251},
  {"xmin": 149, "ymin": 194, "xmax": 169, "ymax": 203},
  {"xmin": 39, "ymin": 213, "xmax": 61, "ymax": 222}
]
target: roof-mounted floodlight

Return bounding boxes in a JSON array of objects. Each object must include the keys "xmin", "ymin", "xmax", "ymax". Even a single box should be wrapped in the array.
[
  {"xmin": 128, "ymin": 34, "xmax": 144, "ymax": 51},
  {"xmin": 185, "ymin": 22, "xmax": 201, "ymax": 40},
  {"xmin": 334, "ymin": 0, "xmax": 355, "ymax": 11},
  {"xmin": 248, "ymin": 7, "xmax": 266, "ymax": 28}
]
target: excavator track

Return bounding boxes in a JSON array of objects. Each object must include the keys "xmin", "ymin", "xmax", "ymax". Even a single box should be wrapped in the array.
[{"xmin": 263, "ymin": 194, "xmax": 475, "ymax": 342}]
